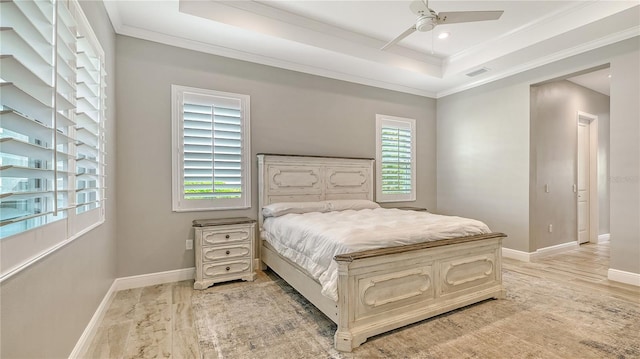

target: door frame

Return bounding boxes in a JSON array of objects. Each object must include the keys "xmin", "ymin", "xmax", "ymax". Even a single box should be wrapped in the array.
[{"xmin": 576, "ymin": 111, "xmax": 598, "ymax": 244}]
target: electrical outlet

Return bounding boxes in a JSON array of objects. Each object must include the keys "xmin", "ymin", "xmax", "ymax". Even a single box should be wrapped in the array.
[
  {"xmin": 548, "ymin": 224, "xmax": 553, "ymax": 233},
  {"xmin": 186, "ymin": 239, "xmax": 193, "ymax": 250}
]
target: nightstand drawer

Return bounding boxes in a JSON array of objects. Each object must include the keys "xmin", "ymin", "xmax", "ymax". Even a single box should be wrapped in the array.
[
  {"xmin": 203, "ymin": 260, "xmax": 252, "ymax": 278},
  {"xmin": 202, "ymin": 244, "xmax": 251, "ymax": 262},
  {"xmin": 193, "ymin": 218, "xmax": 256, "ymax": 290},
  {"xmin": 202, "ymin": 228, "xmax": 251, "ymax": 245}
]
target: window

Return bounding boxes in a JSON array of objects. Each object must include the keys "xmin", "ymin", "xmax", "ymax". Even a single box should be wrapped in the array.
[
  {"xmin": 375, "ymin": 114, "xmax": 416, "ymax": 202},
  {"xmin": 1, "ymin": 0, "xmax": 106, "ymax": 278},
  {"xmin": 172, "ymin": 85, "xmax": 251, "ymax": 211}
]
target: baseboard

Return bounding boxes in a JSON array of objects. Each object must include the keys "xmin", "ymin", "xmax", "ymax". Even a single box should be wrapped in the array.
[
  {"xmin": 531, "ymin": 241, "xmax": 578, "ymax": 260},
  {"xmin": 113, "ymin": 267, "xmax": 196, "ymax": 291},
  {"xmin": 501, "ymin": 247, "xmax": 531, "ymax": 262},
  {"xmin": 608, "ymin": 268, "xmax": 640, "ymax": 286},
  {"xmin": 597, "ymin": 233, "xmax": 610, "ymax": 243},
  {"xmin": 68, "ymin": 281, "xmax": 118, "ymax": 358},
  {"xmin": 70, "ymin": 267, "xmax": 196, "ymax": 358}
]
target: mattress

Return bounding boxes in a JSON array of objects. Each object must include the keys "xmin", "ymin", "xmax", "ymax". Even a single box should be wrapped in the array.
[{"xmin": 262, "ymin": 208, "xmax": 491, "ymax": 301}]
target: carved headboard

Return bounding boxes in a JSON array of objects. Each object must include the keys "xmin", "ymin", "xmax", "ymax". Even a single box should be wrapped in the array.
[{"xmin": 257, "ymin": 154, "xmax": 374, "ymax": 229}]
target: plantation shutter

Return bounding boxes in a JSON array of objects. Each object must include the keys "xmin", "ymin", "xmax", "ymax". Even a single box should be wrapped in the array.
[
  {"xmin": 173, "ymin": 86, "xmax": 250, "ymax": 211},
  {"xmin": 75, "ymin": 32, "xmax": 105, "ymax": 214},
  {"xmin": 1, "ymin": 0, "xmax": 64, "ymax": 237},
  {"xmin": 375, "ymin": 115, "xmax": 416, "ymax": 202},
  {"xmin": 381, "ymin": 126, "xmax": 412, "ymax": 194},
  {"xmin": 0, "ymin": 0, "xmax": 106, "ymax": 239},
  {"xmin": 183, "ymin": 99, "xmax": 242, "ymax": 199}
]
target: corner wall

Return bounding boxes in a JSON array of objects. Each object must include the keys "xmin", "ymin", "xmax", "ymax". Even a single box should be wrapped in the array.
[
  {"xmin": 529, "ymin": 80, "xmax": 610, "ymax": 251},
  {"xmin": 609, "ymin": 50, "xmax": 640, "ymax": 275},
  {"xmin": 436, "ymin": 82, "xmax": 531, "ymax": 252},
  {"xmin": 437, "ymin": 37, "xmax": 639, "ymax": 258}
]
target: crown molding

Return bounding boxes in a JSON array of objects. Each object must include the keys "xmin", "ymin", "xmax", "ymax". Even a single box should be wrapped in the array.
[
  {"xmin": 103, "ymin": 1, "xmax": 638, "ymax": 99},
  {"xmin": 437, "ymin": 27, "xmax": 640, "ymax": 98},
  {"xmin": 446, "ymin": 2, "xmax": 590, "ymax": 67},
  {"xmin": 117, "ymin": 24, "xmax": 437, "ymax": 98}
]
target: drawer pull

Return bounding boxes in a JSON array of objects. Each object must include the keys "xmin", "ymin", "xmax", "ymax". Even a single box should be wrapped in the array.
[
  {"xmin": 225, "ymin": 266, "xmax": 231, "ymax": 271},
  {"xmin": 225, "ymin": 250, "xmax": 231, "ymax": 255},
  {"xmin": 225, "ymin": 234, "xmax": 230, "ymax": 239}
]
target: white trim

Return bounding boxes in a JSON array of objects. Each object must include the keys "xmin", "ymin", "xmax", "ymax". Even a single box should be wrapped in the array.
[
  {"xmin": 113, "ymin": 267, "xmax": 195, "ymax": 291},
  {"xmin": 437, "ymin": 27, "xmax": 640, "ymax": 98},
  {"xmin": 445, "ymin": 2, "xmax": 591, "ymax": 66},
  {"xmin": 68, "ymin": 281, "xmax": 118, "ymax": 359},
  {"xmin": 375, "ymin": 114, "xmax": 417, "ymax": 203},
  {"xmin": 0, "ymin": 220, "xmax": 104, "ymax": 283},
  {"xmin": 576, "ymin": 111, "xmax": 599, "ymax": 245},
  {"xmin": 105, "ymin": 0, "xmax": 638, "ymax": 99},
  {"xmin": 101, "ymin": 0, "xmax": 123, "ymax": 33},
  {"xmin": 531, "ymin": 241, "xmax": 579, "ymax": 260},
  {"xmin": 116, "ymin": 25, "xmax": 437, "ymax": 98},
  {"xmin": 73, "ymin": 0, "xmax": 105, "ymax": 58},
  {"xmin": 608, "ymin": 268, "xmax": 640, "ymax": 287},
  {"xmin": 502, "ymin": 241, "xmax": 580, "ymax": 262},
  {"xmin": 171, "ymin": 85, "xmax": 251, "ymax": 212},
  {"xmin": 501, "ymin": 247, "xmax": 531, "ymax": 262},
  {"xmin": 70, "ymin": 267, "xmax": 196, "ymax": 358},
  {"xmin": 597, "ymin": 233, "xmax": 610, "ymax": 243}
]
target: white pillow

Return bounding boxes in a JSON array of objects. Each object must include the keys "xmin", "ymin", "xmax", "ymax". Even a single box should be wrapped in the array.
[
  {"xmin": 324, "ymin": 199, "xmax": 380, "ymax": 212},
  {"xmin": 262, "ymin": 201, "xmax": 328, "ymax": 218}
]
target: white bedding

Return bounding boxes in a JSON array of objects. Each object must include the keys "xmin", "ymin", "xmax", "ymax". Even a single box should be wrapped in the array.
[{"xmin": 262, "ymin": 208, "xmax": 491, "ymax": 301}]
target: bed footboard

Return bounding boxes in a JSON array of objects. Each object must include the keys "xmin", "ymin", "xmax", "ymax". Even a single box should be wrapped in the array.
[{"xmin": 333, "ymin": 233, "xmax": 505, "ymax": 352}]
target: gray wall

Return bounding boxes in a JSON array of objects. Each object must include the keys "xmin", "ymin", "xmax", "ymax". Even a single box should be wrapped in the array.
[
  {"xmin": 437, "ymin": 37, "xmax": 638, "ymax": 258},
  {"xmin": 115, "ymin": 35, "xmax": 436, "ymax": 277},
  {"xmin": 598, "ymin": 110, "xmax": 611, "ymax": 236},
  {"xmin": 530, "ymin": 80, "xmax": 610, "ymax": 250},
  {"xmin": 0, "ymin": 1, "xmax": 117, "ymax": 358},
  {"xmin": 609, "ymin": 50, "xmax": 640, "ymax": 274},
  {"xmin": 436, "ymin": 82, "xmax": 531, "ymax": 252}
]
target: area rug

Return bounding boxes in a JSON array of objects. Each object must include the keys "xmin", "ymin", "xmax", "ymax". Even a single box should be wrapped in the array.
[{"xmin": 192, "ymin": 270, "xmax": 640, "ymax": 358}]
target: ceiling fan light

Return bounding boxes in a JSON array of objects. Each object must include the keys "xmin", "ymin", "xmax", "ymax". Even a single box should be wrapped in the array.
[{"xmin": 416, "ymin": 16, "xmax": 435, "ymax": 32}]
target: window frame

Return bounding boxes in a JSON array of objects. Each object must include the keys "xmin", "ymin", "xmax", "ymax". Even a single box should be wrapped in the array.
[
  {"xmin": 171, "ymin": 85, "xmax": 251, "ymax": 212},
  {"xmin": 375, "ymin": 114, "xmax": 416, "ymax": 203},
  {"xmin": 0, "ymin": 0, "xmax": 106, "ymax": 281}
]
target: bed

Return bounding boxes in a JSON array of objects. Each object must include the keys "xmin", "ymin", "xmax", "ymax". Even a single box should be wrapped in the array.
[{"xmin": 257, "ymin": 154, "xmax": 506, "ymax": 352}]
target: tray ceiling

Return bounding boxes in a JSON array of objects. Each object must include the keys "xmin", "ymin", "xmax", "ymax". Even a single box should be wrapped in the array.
[{"xmin": 104, "ymin": 1, "xmax": 639, "ymax": 97}]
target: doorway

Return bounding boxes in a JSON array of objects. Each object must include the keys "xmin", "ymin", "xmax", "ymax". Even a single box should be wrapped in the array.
[{"xmin": 577, "ymin": 111, "xmax": 598, "ymax": 244}]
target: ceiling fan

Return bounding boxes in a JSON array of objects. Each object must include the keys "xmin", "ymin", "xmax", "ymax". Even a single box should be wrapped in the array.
[{"xmin": 381, "ymin": 0, "xmax": 504, "ymax": 51}]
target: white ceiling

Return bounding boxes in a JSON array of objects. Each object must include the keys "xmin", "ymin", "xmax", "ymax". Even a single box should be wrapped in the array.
[
  {"xmin": 567, "ymin": 67, "xmax": 611, "ymax": 96},
  {"xmin": 103, "ymin": 1, "xmax": 639, "ymax": 98}
]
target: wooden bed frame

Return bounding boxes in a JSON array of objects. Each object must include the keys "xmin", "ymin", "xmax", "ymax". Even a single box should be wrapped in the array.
[{"xmin": 257, "ymin": 154, "xmax": 506, "ymax": 352}]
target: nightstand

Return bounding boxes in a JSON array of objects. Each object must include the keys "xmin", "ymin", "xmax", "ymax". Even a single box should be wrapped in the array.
[
  {"xmin": 192, "ymin": 217, "xmax": 256, "ymax": 290},
  {"xmin": 395, "ymin": 207, "xmax": 428, "ymax": 212}
]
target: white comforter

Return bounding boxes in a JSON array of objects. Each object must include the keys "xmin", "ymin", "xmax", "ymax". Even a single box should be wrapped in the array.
[{"xmin": 262, "ymin": 208, "xmax": 491, "ymax": 301}]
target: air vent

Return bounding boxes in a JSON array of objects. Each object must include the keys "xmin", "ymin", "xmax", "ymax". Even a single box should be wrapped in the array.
[{"xmin": 466, "ymin": 67, "xmax": 490, "ymax": 77}]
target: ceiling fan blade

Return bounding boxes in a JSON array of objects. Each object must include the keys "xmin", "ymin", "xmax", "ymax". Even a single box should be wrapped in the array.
[
  {"xmin": 409, "ymin": 0, "xmax": 430, "ymax": 15},
  {"xmin": 436, "ymin": 11, "xmax": 503, "ymax": 25},
  {"xmin": 381, "ymin": 25, "xmax": 417, "ymax": 50}
]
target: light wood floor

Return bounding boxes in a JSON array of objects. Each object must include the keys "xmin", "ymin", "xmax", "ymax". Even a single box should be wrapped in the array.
[
  {"xmin": 503, "ymin": 242, "xmax": 639, "ymax": 304},
  {"xmin": 84, "ymin": 242, "xmax": 639, "ymax": 358}
]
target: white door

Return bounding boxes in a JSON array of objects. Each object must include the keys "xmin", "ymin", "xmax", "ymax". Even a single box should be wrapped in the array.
[{"xmin": 577, "ymin": 120, "xmax": 589, "ymax": 244}]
